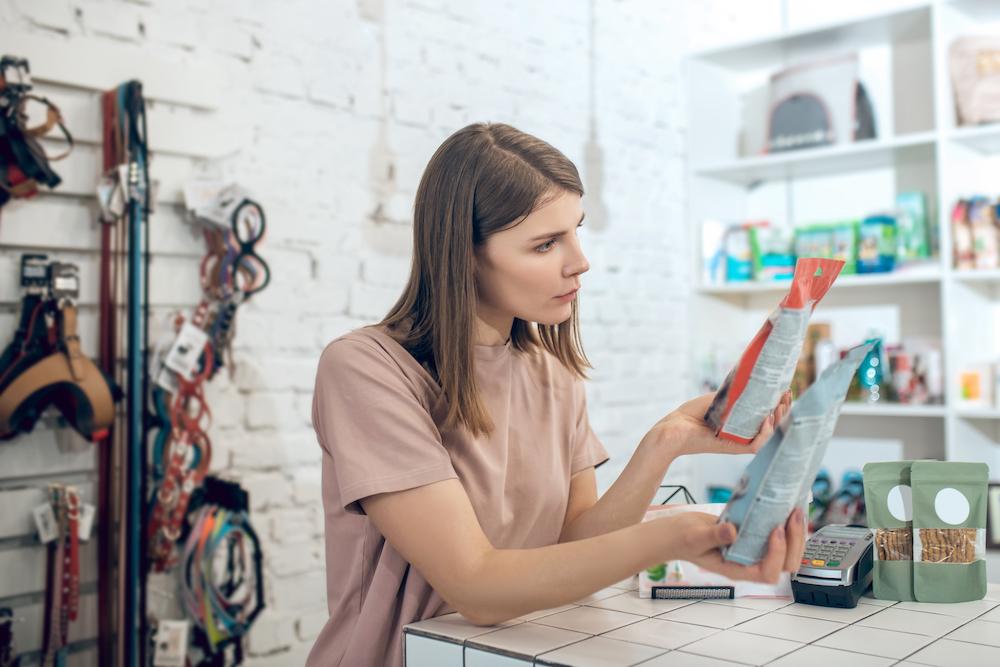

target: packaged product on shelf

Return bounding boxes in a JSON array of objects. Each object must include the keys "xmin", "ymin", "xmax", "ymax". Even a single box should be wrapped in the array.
[
  {"xmin": 969, "ymin": 196, "xmax": 1000, "ymax": 270},
  {"xmin": 863, "ymin": 461, "xmax": 916, "ymax": 601},
  {"xmin": 895, "ymin": 191, "xmax": 930, "ymax": 263},
  {"xmin": 949, "ymin": 36, "xmax": 1000, "ymax": 126},
  {"xmin": 952, "ymin": 199, "xmax": 975, "ymax": 270},
  {"xmin": 749, "ymin": 226, "xmax": 795, "ymax": 281},
  {"xmin": 790, "ymin": 323, "xmax": 831, "ymax": 398},
  {"xmin": 958, "ymin": 366, "xmax": 991, "ymax": 406},
  {"xmin": 702, "ymin": 220, "xmax": 727, "ymax": 285},
  {"xmin": 813, "ymin": 337, "xmax": 838, "ymax": 381},
  {"xmin": 911, "ymin": 461, "xmax": 988, "ymax": 602},
  {"xmin": 857, "ymin": 215, "xmax": 897, "ymax": 273},
  {"xmin": 887, "ymin": 345, "xmax": 913, "ymax": 404},
  {"xmin": 794, "ymin": 223, "xmax": 858, "ymax": 274},
  {"xmin": 848, "ymin": 338, "xmax": 886, "ymax": 403},
  {"xmin": 921, "ymin": 348, "xmax": 944, "ymax": 404},
  {"xmin": 705, "ymin": 258, "xmax": 844, "ymax": 443},
  {"xmin": 724, "ymin": 224, "xmax": 755, "ymax": 282},
  {"xmin": 829, "ymin": 222, "xmax": 859, "ymax": 274},
  {"xmin": 719, "ymin": 342, "xmax": 873, "ymax": 566}
]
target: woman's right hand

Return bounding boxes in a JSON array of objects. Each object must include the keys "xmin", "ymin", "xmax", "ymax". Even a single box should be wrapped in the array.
[{"xmin": 658, "ymin": 508, "xmax": 805, "ymax": 584}]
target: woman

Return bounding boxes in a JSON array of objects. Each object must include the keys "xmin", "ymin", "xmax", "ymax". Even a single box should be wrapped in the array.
[{"xmin": 307, "ymin": 123, "xmax": 802, "ymax": 666}]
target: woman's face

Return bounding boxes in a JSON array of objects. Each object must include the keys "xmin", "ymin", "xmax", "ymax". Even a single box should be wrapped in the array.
[{"xmin": 474, "ymin": 190, "xmax": 589, "ymax": 332}]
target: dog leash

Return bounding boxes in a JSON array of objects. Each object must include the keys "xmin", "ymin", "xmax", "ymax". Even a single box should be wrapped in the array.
[
  {"xmin": 39, "ymin": 485, "xmax": 80, "ymax": 667},
  {"xmin": 178, "ymin": 478, "xmax": 264, "ymax": 666}
]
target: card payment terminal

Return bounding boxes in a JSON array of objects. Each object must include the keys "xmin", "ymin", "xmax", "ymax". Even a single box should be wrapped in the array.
[{"xmin": 790, "ymin": 524, "xmax": 873, "ymax": 608}]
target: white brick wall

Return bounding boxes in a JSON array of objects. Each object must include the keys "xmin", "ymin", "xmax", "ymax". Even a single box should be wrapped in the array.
[{"xmin": 1, "ymin": 0, "xmax": 914, "ymax": 663}]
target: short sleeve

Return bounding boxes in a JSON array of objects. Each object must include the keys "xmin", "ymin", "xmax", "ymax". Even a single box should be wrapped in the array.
[
  {"xmin": 571, "ymin": 379, "xmax": 610, "ymax": 475},
  {"xmin": 312, "ymin": 338, "xmax": 457, "ymax": 514}
]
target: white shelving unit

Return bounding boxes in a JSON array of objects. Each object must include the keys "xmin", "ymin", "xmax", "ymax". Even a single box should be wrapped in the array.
[{"xmin": 686, "ymin": 0, "xmax": 1000, "ymax": 498}]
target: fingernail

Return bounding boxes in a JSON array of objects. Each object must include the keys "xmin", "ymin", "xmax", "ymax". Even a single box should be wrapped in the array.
[{"xmin": 777, "ymin": 526, "xmax": 786, "ymax": 542}]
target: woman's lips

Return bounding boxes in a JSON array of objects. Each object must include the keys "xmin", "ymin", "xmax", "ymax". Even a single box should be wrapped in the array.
[{"xmin": 554, "ymin": 289, "xmax": 578, "ymax": 301}]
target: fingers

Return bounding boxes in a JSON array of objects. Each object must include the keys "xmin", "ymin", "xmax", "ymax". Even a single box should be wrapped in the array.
[
  {"xmin": 754, "ymin": 523, "xmax": 787, "ymax": 584},
  {"xmin": 691, "ymin": 520, "xmax": 737, "ymax": 552},
  {"xmin": 750, "ymin": 391, "xmax": 792, "ymax": 453},
  {"xmin": 783, "ymin": 507, "xmax": 806, "ymax": 572},
  {"xmin": 749, "ymin": 413, "xmax": 775, "ymax": 452}
]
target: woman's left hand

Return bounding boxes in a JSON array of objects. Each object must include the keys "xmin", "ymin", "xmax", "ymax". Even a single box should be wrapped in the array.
[{"xmin": 646, "ymin": 390, "xmax": 792, "ymax": 459}]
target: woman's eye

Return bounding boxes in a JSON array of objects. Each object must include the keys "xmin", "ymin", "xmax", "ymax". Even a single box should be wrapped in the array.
[{"xmin": 536, "ymin": 239, "xmax": 556, "ymax": 253}]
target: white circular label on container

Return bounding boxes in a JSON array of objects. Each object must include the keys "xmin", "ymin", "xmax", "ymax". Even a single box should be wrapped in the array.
[
  {"xmin": 935, "ymin": 487, "xmax": 970, "ymax": 525},
  {"xmin": 887, "ymin": 484, "xmax": 912, "ymax": 522}
]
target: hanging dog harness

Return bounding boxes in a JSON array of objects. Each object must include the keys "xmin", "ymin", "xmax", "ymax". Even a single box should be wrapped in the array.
[
  {"xmin": 0, "ymin": 256, "xmax": 119, "ymax": 441},
  {"xmin": 0, "ymin": 56, "xmax": 73, "ymax": 209}
]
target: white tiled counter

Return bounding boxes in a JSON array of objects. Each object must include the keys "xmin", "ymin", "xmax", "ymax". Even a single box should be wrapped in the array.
[{"xmin": 403, "ymin": 580, "xmax": 1000, "ymax": 666}]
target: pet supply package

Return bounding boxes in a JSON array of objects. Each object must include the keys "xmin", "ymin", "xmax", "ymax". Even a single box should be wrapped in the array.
[
  {"xmin": 705, "ymin": 257, "xmax": 844, "ymax": 443},
  {"xmin": 638, "ymin": 503, "xmax": 791, "ymax": 599},
  {"xmin": 864, "ymin": 460, "xmax": 988, "ymax": 603},
  {"xmin": 718, "ymin": 342, "xmax": 873, "ymax": 566},
  {"xmin": 911, "ymin": 461, "xmax": 988, "ymax": 602},
  {"xmin": 863, "ymin": 461, "xmax": 916, "ymax": 601}
]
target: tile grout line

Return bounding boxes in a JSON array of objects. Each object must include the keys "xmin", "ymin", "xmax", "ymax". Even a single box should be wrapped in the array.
[{"xmin": 409, "ymin": 595, "xmax": 1000, "ymax": 665}]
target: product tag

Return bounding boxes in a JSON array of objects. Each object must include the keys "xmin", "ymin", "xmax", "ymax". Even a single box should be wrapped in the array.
[
  {"xmin": 48, "ymin": 262, "xmax": 80, "ymax": 301},
  {"xmin": 78, "ymin": 503, "xmax": 96, "ymax": 542},
  {"xmin": 155, "ymin": 365, "xmax": 180, "ymax": 394},
  {"xmin": 96, "ymin": 172, "xmax": 126, "ymax": 222},
  {"xmin": 163, "ymin": 322, "xmax": 209, "ymax": 380},
  {"xmin": 33, "ymin": 502, "xmax": 58, "ymax": 543},
  {"xmin": 153, "ymin": 619, "xmax": 189, "ymax": 667}
]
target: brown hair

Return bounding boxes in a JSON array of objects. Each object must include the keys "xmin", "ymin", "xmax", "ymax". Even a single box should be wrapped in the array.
[{"xmin": 379, "ymin": 122, "xmax": 590, "ymax": 437}]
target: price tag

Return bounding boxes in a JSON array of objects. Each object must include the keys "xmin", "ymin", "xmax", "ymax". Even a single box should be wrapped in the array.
[
  {"xmin": 163, "ymin": 322, "xmax": 209, "ymax": 380},
  {"xmin": 78, "ymin": 503, "xmax": 96, "ymax": 542},
  {"xmin": 153, "ymin": 619, "xmax": 189, "ymax": 667},
  {"xmin": 33, "ymin": 502, "xmax": 58, "ymax": 543}
]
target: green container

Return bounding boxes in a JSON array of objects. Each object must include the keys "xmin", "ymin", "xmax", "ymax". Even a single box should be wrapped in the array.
[
  {"xmin": 863, "ymin": 461, "xmax": 916, "ymax": 601},
  {"xmin": 911, "ymin": 461, "xmax": 988, "ymax": 603},
  {"xmin": 794, "ymin": 222, "xmax": 858, "ymax": 274}
]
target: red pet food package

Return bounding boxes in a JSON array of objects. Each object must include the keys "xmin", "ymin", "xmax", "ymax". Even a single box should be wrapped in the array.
[{"xmin": 704, "ymin": 258, "xmax": 844, "ymax": 443}]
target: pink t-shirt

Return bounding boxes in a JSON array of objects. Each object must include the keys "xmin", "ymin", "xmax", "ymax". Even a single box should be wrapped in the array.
[{"xmin": 305, "ymin": 325, "xmax": 609, "ymax": 666}]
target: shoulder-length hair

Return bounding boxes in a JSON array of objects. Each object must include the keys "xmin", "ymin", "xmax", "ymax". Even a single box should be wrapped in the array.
[{"xmin": 379, "ymin": 122, "xmax": 590, "ymax": 437}]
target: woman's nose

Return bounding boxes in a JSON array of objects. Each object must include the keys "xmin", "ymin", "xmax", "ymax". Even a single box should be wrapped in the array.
[{"xmin": 565, "ymin": 237, "xmax": 589, "ymax": 277}]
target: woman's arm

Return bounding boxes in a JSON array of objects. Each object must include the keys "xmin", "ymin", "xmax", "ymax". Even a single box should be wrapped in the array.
[
  {"xmin": 560, "ymin": 392, "xmax": 792, "ymax": 542},
  {"xmin": 361, "ymin": 477, "xmax": 795, "ymax": 627},
  {"xmin": 558, "ymin": 436, "xmax": 674, "ymax": 543}
]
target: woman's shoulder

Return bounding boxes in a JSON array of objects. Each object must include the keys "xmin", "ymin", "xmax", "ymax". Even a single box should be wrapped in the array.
[{"xmin": 318, "ymin": 325, "xmax": 438, "ymax": 394}]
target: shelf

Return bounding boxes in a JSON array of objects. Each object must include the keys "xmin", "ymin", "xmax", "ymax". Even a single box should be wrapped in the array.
[
  {"xmin": 693, "ymin": 132, "xmax": 936, "ymax": 186},
  {"xmin": 698, "ymin": 264, "xmax": 942, "ymax": 295},
  {"xmin": 689, "ymin": 2, "xmax": 932, "ymax": 72},
  {"xmin": 955, "ymin": 407, "xmax": 1000, "ymax": 420},
  {"xmin": 840, "ymin": 403, "xmax": 946, "ymax": 418},
  {"xmin": 947, "ymin": 123, "xmax": 1000, "ymax": 154},
  {"xmin": 953, "ymin": 269, "xmax": 1000, "ymax": 284}
]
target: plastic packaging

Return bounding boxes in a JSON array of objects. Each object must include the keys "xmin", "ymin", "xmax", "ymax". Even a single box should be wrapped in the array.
[
  {"xmin": 863, "ymin": 460, "xmax": 916, "ymax": 601},
  {"xmin": 911, "ymin": 461, "xmax": 988, "ymax": 602},
  {"xmin": 718, "ymin": 342, "xmax": 873, "ymax": 566},
  {"xmin": 705, "ymin": 258, "xmax": 844, "ymax": 443}
]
